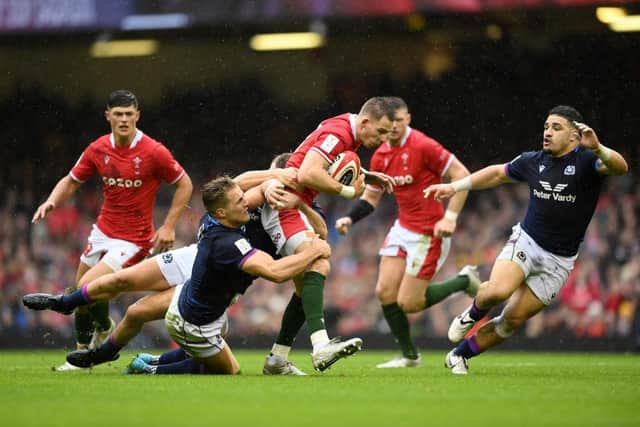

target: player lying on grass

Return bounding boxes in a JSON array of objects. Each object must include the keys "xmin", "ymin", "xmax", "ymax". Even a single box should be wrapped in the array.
[
  {"xmin": 23, "ymin": 158, "xmax": 327, "ymax": 372},
  {"xmin": 136, "ymin": 175, "xmax": 330, "ymax": 374},
  {"xmin": 424, "ymin": 106, "xmax": 628, "ymax": 374}
]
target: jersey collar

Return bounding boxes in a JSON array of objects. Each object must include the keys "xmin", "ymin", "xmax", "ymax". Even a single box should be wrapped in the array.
[
  {"xmin": 398, "ymin": 127, "xmax": 411, "ymax": 147},
  {"xmin": 110, "ymin": 129, "xmax": 143, "ymax": 149},
  {"xmin": 384, "ymin": 126, "xmax": 412, "ymax": 150},
  {"xmin": 349, "ymin": 114, "xmax": 357, "ymax": 141}
]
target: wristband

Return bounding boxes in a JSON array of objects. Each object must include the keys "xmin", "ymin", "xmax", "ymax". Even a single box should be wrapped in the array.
[
  {"xmin": 594, "ymin": 145, "xmax": 612, "ymax": 161},
  {"xmin": 444, "ymin": 210, "xmax": 459, "ymax": 222},
  {"xmin": 347, "ymin": 199, "xmax": 375, "ymax": 224},
  {"xmin": 451, "ymin": 176, "xmax": 472, "ymax": 192},
  {"xmin": 339, "ymin": 185, "xmax": 356, "ymax": 199}
]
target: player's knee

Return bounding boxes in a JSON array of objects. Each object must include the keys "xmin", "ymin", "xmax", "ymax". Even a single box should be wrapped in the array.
[
  {"xmin": 480, "ymin": 281, "xmax": 513, "ymax": 304},
  {"xmin": 397, "ymin": 296, "xmax": 422, "ymax": 314},
  {"xmin": 111, "ymin": 271, "xmax": 133, "ymax": 292},
  {"xmin": 375, "ymin": 283, "xmax": 396, "ymax": 305},
  {"xmin": 491, "ymin": 315, "xmax": 514, "ymax": 338},
  {"xmin": 491, "ymin": 313, "xmax": 524, "ymax": 339},
  {"xmin": 125, "ymin": 303, "xmax": 153, "ymax": 324},
  {"xmin": 309, "ymin": 258, "xmax": 330, "ymax": 276}
]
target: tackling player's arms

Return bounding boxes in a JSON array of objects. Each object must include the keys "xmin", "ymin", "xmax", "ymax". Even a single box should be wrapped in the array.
[{"xmin": 240, "ymin": 239, "xmax": 330, "ymax": 283}]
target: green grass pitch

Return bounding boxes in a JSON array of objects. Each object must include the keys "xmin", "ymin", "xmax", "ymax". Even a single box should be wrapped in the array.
[{"xmin": 1, "ymin": 350, "xmax": 638, "ymax": 427}]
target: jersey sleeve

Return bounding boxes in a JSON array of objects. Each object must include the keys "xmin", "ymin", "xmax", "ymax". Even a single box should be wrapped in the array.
[
  {"xmin": 215, "ymin": 231, "xmax": 258, "ymax": 268},
  {"xmin": 69, "ymin": 145, "xmax": 97, "ymax": 183},
  {"xmin": 420, "ymin": 137, "xmax": 452, "ymax": 177},
  {"xmin": 309, "ymin": 132, "xmax": 349, "ymax": 164},
  {"xmin": 152, "ymin": 144, "xmax": 185, "ymax": 184},
  {"xmin": 581, "ymin": 149, "xmax": 605, "ymax": 182},
  {"xmin": 505, "ymin": 152, "xmax": 534, "ymax": 182}
]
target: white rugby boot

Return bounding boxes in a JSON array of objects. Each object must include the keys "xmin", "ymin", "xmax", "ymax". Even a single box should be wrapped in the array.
[
  {"xmin": 263, "ymin": 354, "xmax": 308, "ymax": 376},
  {"xmin": 376, "ymin": 355, "xmax": 422, "ymax": 368},
  {"xmin": 311, "ymin": 337, "xmax": 363, "ymax": 372},
  {"xmin": 54, "ymin": 361, "xmax": 84, "ymax": 372},
  {"xmin": 459, "ymin": 265, "xmax": 481, "ymax": 297},
  {"xmin": 448, "ymin": 305, "xmax": 476, "ymax": 343},
  {"xmin": 444, "ymin": 349, "xmax": 469, "ymax": 375}
]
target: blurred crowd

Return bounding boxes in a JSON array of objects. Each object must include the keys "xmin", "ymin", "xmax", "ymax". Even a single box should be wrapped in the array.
[{"xmin": 1, "ymin": 31, "xmax": 638, "ymax": 349}]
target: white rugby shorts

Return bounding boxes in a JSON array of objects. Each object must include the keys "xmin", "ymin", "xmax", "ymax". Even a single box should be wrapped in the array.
[
  {"xmin": 164, "ymin": 284, "xmax": 229, "ymax": 359},
  {"xmin": 379, "ymin": 220, "xmax": 450, "ymax": 280},
  {"xmin": 261, "ymin": 205, "xmax": 315, "ymax": 256},
  {"xmin": 80, "ymin": 224, "xmax": 149, "ymax": 271},
  {"xmin": 497, "ymin": 223, "xmax": 577, "ymax": 305},
  {"xmin": 155, "ymin": 244, "xmax": 198, "ymax": 287}
]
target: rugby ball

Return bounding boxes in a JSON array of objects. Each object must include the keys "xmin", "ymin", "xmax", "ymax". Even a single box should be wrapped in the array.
[{"xmin": 327, "ymin": 151, "xmax": 361, "ymax": 186}]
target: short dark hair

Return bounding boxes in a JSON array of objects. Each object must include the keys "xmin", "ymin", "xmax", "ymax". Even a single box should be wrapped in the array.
[
  {"xmin": 107, "ymin": 90, "xmax": 139, "ymax": 110},
  {"xmin": 548, "ymin": 105, "xmax": 583, "ymax": 124},
  {"xmin": 271, "ymin": 152, "xmax": 292, "ymax": 169},
  {"xmin": 202, "ymin": 176, "xmax": 237, "ymax": 215},
  {"xmin": 387, "ymin": 96, "xmax": 408, "ymax": 112},
  {"xmin": 359, "ymin": 97, "xmax": 402, "ymax": 121}
]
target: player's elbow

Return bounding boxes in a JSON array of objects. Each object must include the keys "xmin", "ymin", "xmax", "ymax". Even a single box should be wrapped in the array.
[
  {"xmin": 615, "ymin": 159, "xmax": 629, "ymax": 175},
  {"xmin": 447, "ymin": 161, "xmax": 471, "ymax": 181}
]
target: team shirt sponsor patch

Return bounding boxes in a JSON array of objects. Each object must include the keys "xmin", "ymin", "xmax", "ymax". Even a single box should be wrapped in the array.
[
  {"xmin": 320, "ymin": 134, "xmax": 339, "ymax": 153},
  {"xmin": 234, "ymin": 238, "xmax": 252, "ymax": 255}
]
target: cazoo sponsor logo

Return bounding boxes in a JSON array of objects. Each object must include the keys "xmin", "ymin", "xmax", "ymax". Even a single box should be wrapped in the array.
[
  {"xmin": 102, "ymin": 176, "xmax": 143, "ymax": 188},
  {"xmin": 393, "ymin": 175, "xmax": 414, "ymax": 186}
]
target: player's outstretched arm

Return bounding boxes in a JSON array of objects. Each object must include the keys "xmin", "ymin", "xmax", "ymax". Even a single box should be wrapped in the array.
[
  {"xmin": 424, "ymin": 164, "xmax": 511, "ymax": 201},
  {"xmin": 241, "ymin": 238, "xmax": 331, "ymax": 283},
  {"xmin": 433, "ymin": 157, "xmax": 471, "ymax": 237},
  {"xmin": 32, "ymin": 175, "xmax": 81, "ymax": 223},
  {"xmin": 152, "ymin": 173, "xmax": 193, "ymax": 254},
  {"xmin": 574, "ymin": 121, "xmax": 629, "ymax": 176},
  {"xmin": 233, "ymin": 167, "xmax": 299, "ymax": 191}
]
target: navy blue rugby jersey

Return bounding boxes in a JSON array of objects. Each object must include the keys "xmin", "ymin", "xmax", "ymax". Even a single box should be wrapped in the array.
[
  {"xmin": 505, "ymin": 146, "xmax": 605, "ymax": 257},
  {"xmin": 180, "ymin": 213, "xmax": 264, "ymax": 325}
]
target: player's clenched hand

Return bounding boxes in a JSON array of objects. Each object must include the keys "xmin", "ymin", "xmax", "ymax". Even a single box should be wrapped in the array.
[
  {"xmin": 152, "ymin": 224, "xmax": 175, "ymax": 254},
  {"xmin": 310, "ymin": 237, "xmax": 331, "ymax": 258},
  {"xmin": 335, "ymin": 216, "xmax": 352, "ymax": 235},
  {"xmin": 353, "ymin": 173, "xmax": 366, "ymax": 198},
  {"xmin": 423, "ymin": 183, "xmax": 455, "ymax": 202},
  {"xmin": 264, "ymin": 180, "xmax": 289, "ymax": 209},
  {"xmin": 573, "ymin": 121, "xmax": 600, "ymax": 151},
  {"xmin": 434, "ymin": 217, "xmax": 456, "ymax": 238},
  {"xmin": 276, "ymin": 167, "xmax": 303, "ymax": 192},
  {"xmin": 32, "ymin": 201, "xmax": 55, "ymax": 223},
  {"xmin": 364, "ymin": 171, "xmax": 395, "ymax": 193}
]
